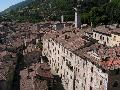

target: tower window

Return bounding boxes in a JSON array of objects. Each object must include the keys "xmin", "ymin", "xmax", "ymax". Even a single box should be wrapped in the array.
[{"xmin": 113, "ymin": 81, "xmax": 119, "ymax": 87}]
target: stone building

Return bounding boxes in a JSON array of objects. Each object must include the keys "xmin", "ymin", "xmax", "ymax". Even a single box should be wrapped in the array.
[
  {"xmin": 42, "ymin": 26, "xmax": 120, "ymax": 90},
  {"xmin": 93, "ymin": 26, "xmax": 120, "ymax": 47}
]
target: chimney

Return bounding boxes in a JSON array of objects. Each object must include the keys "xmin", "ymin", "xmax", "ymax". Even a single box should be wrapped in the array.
[{"xmin": 74, "ymin": 8, "xmax": 81, "ymax": 28}]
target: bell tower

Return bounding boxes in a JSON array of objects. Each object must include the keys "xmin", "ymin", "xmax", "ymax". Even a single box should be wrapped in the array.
[{"xmin": 74, "ymin": 0, "xmax": 82, "ymax": 28}]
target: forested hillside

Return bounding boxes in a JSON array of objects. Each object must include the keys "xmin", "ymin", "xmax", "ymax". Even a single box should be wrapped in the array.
[{"xmin": 0, "ymin": 0, "xmax": 120, "ymax": 26}]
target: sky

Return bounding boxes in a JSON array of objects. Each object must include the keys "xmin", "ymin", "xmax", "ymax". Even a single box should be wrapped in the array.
[{"xmin": 0, "ymin": 0, "xmax": 25, "ymax": 12}]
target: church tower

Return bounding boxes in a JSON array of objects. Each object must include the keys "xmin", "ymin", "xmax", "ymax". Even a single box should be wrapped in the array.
[{"xmin": 74, "ymin": 0, "xmax": 81, "ymax": 28}]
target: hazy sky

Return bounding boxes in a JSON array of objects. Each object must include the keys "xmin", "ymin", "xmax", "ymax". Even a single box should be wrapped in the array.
[{"xmin": 0, "ymin": 0, "xmax": 25, "ymax": 12}]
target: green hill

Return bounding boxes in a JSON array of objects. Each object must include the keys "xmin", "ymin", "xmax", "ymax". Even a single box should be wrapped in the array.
[
  {"xmin": 1, "ymin": 0, "xmax": 120, "ymax": 26},
  {"xmin": 1, "ymin": 0, "xmax": 34, "ymax": 15}
]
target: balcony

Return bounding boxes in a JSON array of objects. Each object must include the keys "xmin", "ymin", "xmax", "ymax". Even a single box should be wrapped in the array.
[{"xmin": 66, "ymin": 62, "xmax": 73, "ymax": 71}]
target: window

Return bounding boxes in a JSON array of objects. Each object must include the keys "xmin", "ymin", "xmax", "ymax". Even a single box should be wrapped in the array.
[
  {"xmin": 100, "ymin": 35, "xmax": 102, "ymax": 40},
  {"xmin": 50, "ymin": 50, "xmax": 51, "ymax": 54},
  {"xmin": 83, "ymin": 73, "xmax": 85, "ymax": 77},
  {"xmin": 115, "ymin": 69, "xmax": 120, "ymax": 75},
  {"xmin": 78, "ymin": 60, "xmax": 79, "ymax": 64},
  {"xmin": 56, "ymin": 68, "xmax": 59, "ymax": 73},
  {"xmin": 59, "ymin": 44, "xmax": 60, "ymax": 48},
  {"xmin": 53, "ymin": 49, "xmax": 54, "ymax": 52},
  {"xmin": 91, "ymin": 77, "xmax": 93, "ymax": 82},
  {"xmin": 64, "ymin": 48, "xmax": 65, "ymax": 53},
  {"xmin": 62, "ymin": 60, "xmax": 63, "ymax": 64},
  {"xmin": 67, "ymin": 51, "xmax": 68, "ymax": 55},
  {"xmin": 51, "ymin": 63, "xmax": 53, "ymax": 66},
  {"xmin": 100, "ymin": 80, "xmax": 102, "ymax": 85},
  {"xmin": 63, "ymin": 57, "xmax": 65, "ymax": 61},
  {"xmin": 69, "ymin": 61, "xmax": 71, "ymax": 65},
  {"xmin": 107, "ymin": 37, "xmax": 109, "ymax": 43},
  {"xmin": 76, "ymin": 68, "xmax": 77, "ymax": 72},
  {"xmin": 83, "ymin": 62, "xmax": 85, "ymax": 68},
  {"xmin": 48, "ymin": 43, "xmax": 49, "ymax": 49},
  {"xmin": 67, "ymin": 72, "xmax": 68, "ymax": 75},
  {"xmin": 91, "ymin": 67, "xmax": 93, "ymax": 73},
  {"xmin": 62, "ymin": 47, "xmax": 63, "ymax": 51},
  {"xmin": 61, "ymin": 66, "xmax": 62, "ymax": 69},
  {"xmin": 113, "ymin": 36, "xmax": 116, "ymax": 41},
  {"xmin": 85, "ymin": 78, "xmax": 86, "ymax": 84},
  {"xmin": 82, "ymin": 83, "xmax": 83, "ymax": 87},
  {"xmin": 70, "ymin": 76, "xmax": 72, "ymax": 79},
  {"xmin": 113, "ymin": 81, "xmax": 119, "ymax": 87},
  {"xmin": 66, "ymin": 59, "xmax": 68, "ymax": 62},
  {"xmin": 58, "ymin": 50, "xmax": 59, "ymax": 54},
  {"xmin": 90, "ymin": 86, "xmax": 92, "ymax": 90},
  {"xmin": 84, "ymin": 86, "xmax": 85, "ymax": 90},
  {"xmin": 61, "ymin": 74, "xmax": 62, "ymax": 78},
  {"xmin": 70, "ymin": 53, "xmax": 72, "ymax": 57},
  {"xmin": 58, "ymin": 57, "xmax": 59, "ymax": 61},
  {"xmin": 95, "ymin": 34, "xmax": 96, "ymax": 37},
  {"xmin": 52, "ymin": 42, "xmax": 54, "ymax": 46},
  {"xmin": 103, "ymin": 37, "xmax": 104, "ymax": 40}
]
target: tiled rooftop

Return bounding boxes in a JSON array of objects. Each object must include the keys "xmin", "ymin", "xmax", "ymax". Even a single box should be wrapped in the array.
[
  {"xmin": 43, "ymin": 26, "xmax": 120, "ymax": 70},
  {"xmin": 43, "ymin": 27, "xmax": 89, "ymax": 51},
  {"xmin": 93, "ymin": 25, "xmax": 120, "ymax": 36}
]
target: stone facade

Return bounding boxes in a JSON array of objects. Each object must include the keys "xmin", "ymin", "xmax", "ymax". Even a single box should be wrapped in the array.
[
  {"xmin": 42, "ymin": 38, "xmax": 108, "ymax": 90},
  {"xmin": 42, "ymin": 26, "xmax": 120, "ymax": 90}
]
